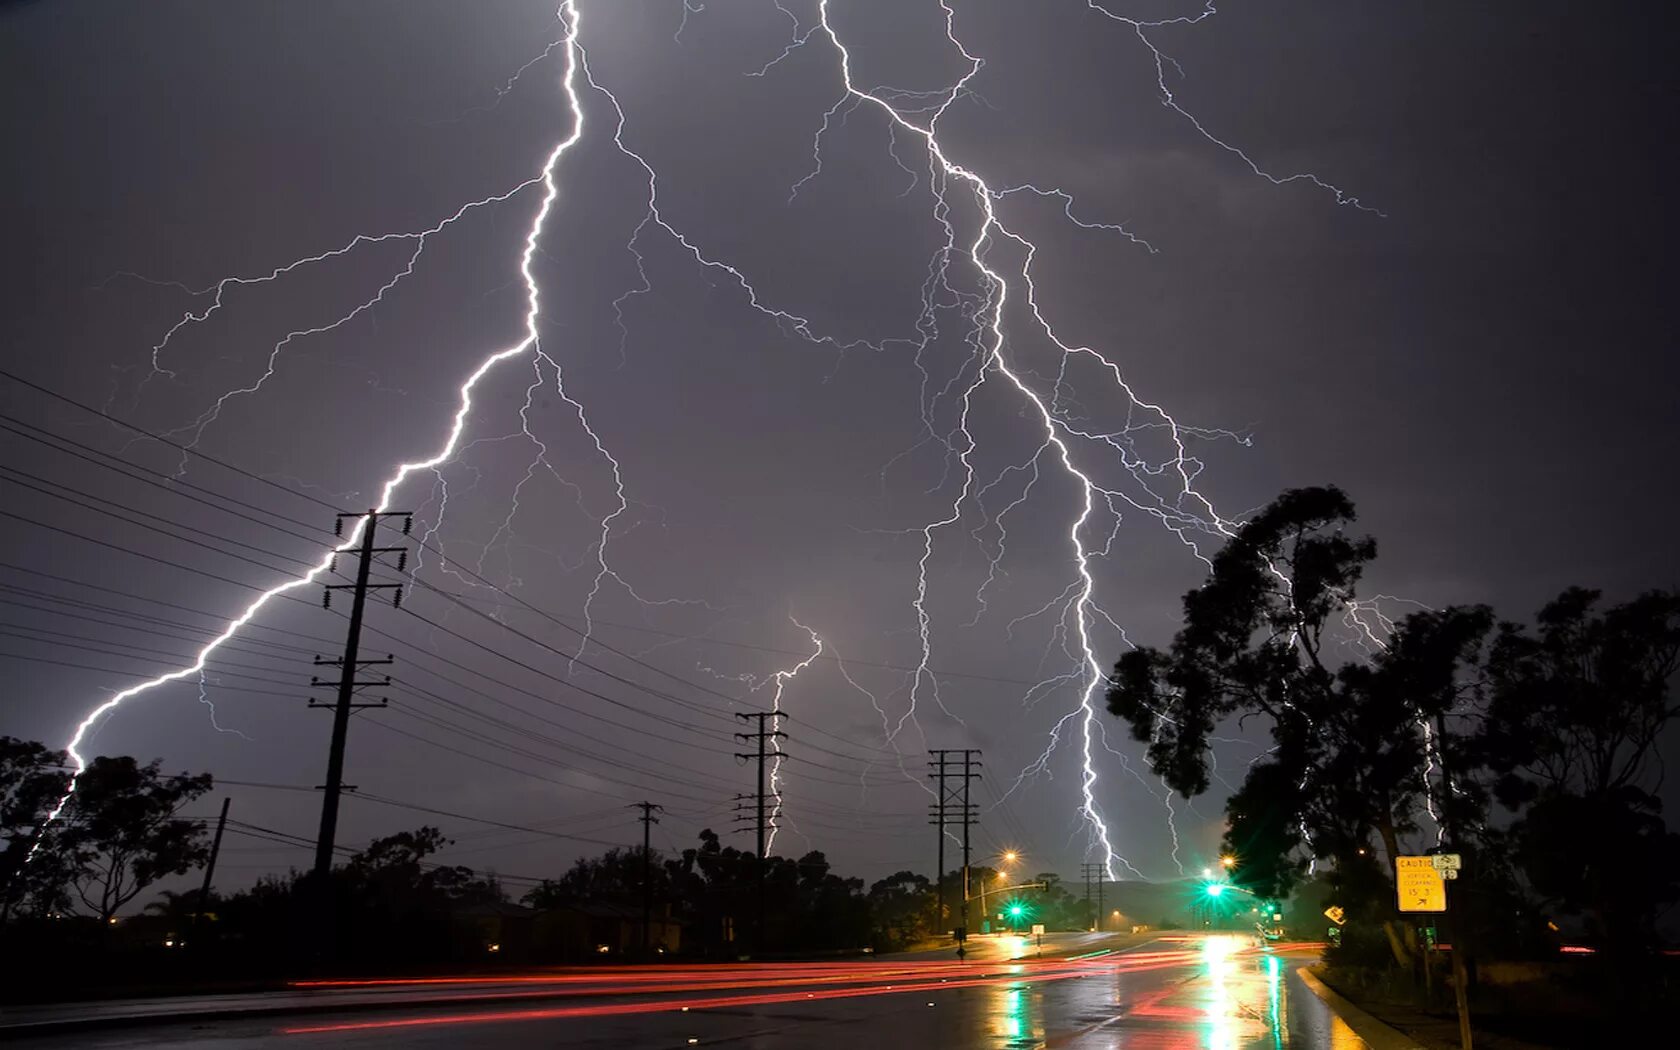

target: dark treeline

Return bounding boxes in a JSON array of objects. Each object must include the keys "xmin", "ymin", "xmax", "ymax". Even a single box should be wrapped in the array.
[
  {"xmin": 0, "ymin": 749, "xmax": 1100, "ymax": 999},
  {"xmin": 1107, "ymin": 485, "xmax": 1680, "ymax": 1035}
]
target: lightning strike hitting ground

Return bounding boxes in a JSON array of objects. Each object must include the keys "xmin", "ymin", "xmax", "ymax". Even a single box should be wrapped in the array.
[
  {"xmin": 762, "ymin": 617, "xmax": 824, "ymax": 853},
  {"xmin": 47, "ymin": 0, "xmax": 1384, "ymax": 881},
  {"xmin": 38, "ymin": 1, "xmax": 593, "ymax": 837}
]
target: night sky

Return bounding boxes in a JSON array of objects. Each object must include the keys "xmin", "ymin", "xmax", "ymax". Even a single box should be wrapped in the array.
[{"xmin": 2, "ymin": 1, "xmax": 1674, "ymax": 896}]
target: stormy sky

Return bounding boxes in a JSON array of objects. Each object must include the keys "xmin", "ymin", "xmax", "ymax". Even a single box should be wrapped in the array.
[{"xmin": 1, "ymin": 1, "xmax": 1674, "ymax": 895}]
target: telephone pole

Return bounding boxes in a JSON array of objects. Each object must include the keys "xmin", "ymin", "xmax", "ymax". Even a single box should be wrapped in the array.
[
  {"xmin": 1435, "ymin": 711, "xmax": 1475, "ymax": 1050},
  {"xmin": 311, "ymin": 509, "xmax": 409, "ymax": 882},
  {"xmin": 1081, "ymin": 862, "xmax": 1106, "ymax": 931},
  {"xmin": 194, "ymin": 796, "xmax": 231, "ymax": 930},
  {"xmin": 928, "ymin": 748, "xmax": 980, "ymax": 940},
  {"xmin": 631, "ymin": 801, "xmax": 662, "ymax": 957},
  {"xmin": 734, "ymin": 709, "xmax": 787, "ymax": 952}
]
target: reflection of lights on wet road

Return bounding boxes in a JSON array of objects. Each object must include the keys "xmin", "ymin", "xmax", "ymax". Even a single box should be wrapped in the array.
[
  {"xmin": 997, "ymin": 984, "xmax": 1027, "ymax": 1040},
  {"xmin": 1203, "ymin": 936, "xmax": 1234, "ymax": 1050},
  {"xmin": 1266, "ymin": 953, "xmax": 1285, "ymax": 1050},
  {"xmin": 1199, "ymin": 935, "xmax": 1256, "ymax": 1050}
]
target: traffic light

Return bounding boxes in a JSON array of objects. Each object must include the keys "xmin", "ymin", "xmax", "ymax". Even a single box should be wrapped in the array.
[
  {"xmin": 1007, "ymin": 903, "xmax": 1026, "ymax": 919},
  {"xmin": 1205, "ymin": 883, "xmax": 1226, "ymax": 897}
]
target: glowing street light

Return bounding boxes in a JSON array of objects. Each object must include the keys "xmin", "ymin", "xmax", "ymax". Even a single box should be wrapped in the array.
[
  {"xmin": 1220, "ymin": 855, "xmax": 1236, "ymax": 869},
  {"xmin": 1002, "ymin": 850, "xmax": 1019, "ymax": 865}
]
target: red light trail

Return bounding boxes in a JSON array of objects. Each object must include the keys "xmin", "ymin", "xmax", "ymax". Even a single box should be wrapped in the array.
[{"xmin": 278, "ymin": 954, "xmax": 1227, "ymax": 1036}]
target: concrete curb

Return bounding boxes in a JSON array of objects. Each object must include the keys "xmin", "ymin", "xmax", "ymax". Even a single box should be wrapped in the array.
[{"xmin": 1295, "ymin": 967, "xmax": 1425, "ymax": 1050}]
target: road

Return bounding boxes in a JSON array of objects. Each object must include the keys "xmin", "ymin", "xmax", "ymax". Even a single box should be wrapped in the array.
[{"xmin": 5, "ymin": 934, "xmax": 1378, "ymax": 1048}]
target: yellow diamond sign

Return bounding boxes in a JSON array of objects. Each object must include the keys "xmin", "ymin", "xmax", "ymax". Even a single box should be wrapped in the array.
[{"xmin": 1396, "ymin": 856, "xmax": 1447, "ymax": 912}]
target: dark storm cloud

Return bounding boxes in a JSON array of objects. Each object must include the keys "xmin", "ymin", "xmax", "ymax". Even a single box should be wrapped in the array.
[{"xmin": 1, "ymin": 0, "xmax": 1673, "ymax": 890}]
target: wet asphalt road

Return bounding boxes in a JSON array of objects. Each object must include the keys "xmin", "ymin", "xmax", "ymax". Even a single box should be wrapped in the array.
[{"xmin": 7, "ymin": 935, "xmax": 1373, "ymax": 1049}]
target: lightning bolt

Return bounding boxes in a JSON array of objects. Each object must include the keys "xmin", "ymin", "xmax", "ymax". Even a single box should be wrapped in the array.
[
  {"xmin": 40, "ymin": 0, "xmax": 594, "ymax": 838},
  {"xmin": 46, "ymin": 1, "xmax": 1385, "ymax": 887},
  {"xmin": 762, "ymin": 616, "xmax": 824, "ymax": 853}
]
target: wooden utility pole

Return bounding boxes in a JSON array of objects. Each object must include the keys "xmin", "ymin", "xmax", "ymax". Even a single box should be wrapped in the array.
[
  {"xmin": 928, "ymin": 748, "xmax": 980, "ymax": 941},
  {"xmin": 1436, "ymin": 711, "xmax": 1474, "ymax": 1050},
  {"xmin": 1081, "ymin": 862, "xmax": 1106, "ymax": 931},
  {"xmin": 311, "ymin": 510, "xmax": 408, "ymax": 881},
  {"xmin": 631, "ymin": 801, "xmax": 662, "ymax": 957},
  {"xmin": 193, "ymin": 796, "xmax": 231, "ymax": 933},
  {"xmin": 733, "ymin": 710, "xmax": 787, "ymax": 952}
]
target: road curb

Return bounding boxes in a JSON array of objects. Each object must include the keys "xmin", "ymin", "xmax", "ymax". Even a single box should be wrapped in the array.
[{"xmin": 1295, "ymin": 967, "xmax": 1425, "ymax": 1050}]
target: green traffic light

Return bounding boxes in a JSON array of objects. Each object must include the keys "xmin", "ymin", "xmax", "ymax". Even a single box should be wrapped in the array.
[
  {"xmin": 1205, "ymin": 883, "xmax": 1225, "ymax": 897},
  {"xmin": 1008, "ymin": 903, "xmax": 1026, "ymax": 918}
]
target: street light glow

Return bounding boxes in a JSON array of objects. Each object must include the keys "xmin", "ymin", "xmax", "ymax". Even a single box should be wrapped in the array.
[{"xmin": 1220, "ymin": 855, "xmax": 1236, "ymax": 868}]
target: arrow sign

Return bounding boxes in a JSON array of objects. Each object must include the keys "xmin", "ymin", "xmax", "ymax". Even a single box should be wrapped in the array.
[{"xmin": 1396, "ymin": 856, "xmax": 1447, "ymax": 912}]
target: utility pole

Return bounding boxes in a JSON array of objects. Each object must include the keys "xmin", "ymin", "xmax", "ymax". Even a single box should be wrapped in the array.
[
  {"xmin": 928, "ymin": 748, "xmax": 979, "ymax": 941},
  {"xmin": 734, "ymin": 709, "xmax": 787, "ymax": 953},
  {"xmin": 961, "ymin": 749, "xmax": 978, "ymax": 934},
  {"xmin": 631, "ymin": 801, "xmax": 662, "ymax": 958},
  {"xmin": 929, "ymin": 751, "xmax": 950, "ymax": 937},
  {"xmin": 194, "ymin": 796, "xmax": 230, "ymax": 932},
  {"xmin": 1435, "ymin": 711, "xmax": 1474, "ymax": 1050},
  {"xmin": 311, "ymin": 509, "xmax": 408, "ymax": 882},
  {"xmin": 1081, "ymin": 862, "xmax": 1106, "ymax": 931}
]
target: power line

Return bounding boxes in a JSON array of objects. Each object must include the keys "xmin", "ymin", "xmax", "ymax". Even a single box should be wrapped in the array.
[
  {"xmin": 0, "ymin": 366, "xmax": 343, "ymax": 512},
  {"xmin": 0, "ymin": 414, "xmax": 334, "ymax": 544}
]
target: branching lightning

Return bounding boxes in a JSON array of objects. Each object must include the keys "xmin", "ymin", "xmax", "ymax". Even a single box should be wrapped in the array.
[
  {"xmin": 45, "ymin": 0, "xmax": 1386, "ymax": 884},
  {"xmin": 39, "ymin": 0, "xmax": 593, "ymax": 838}
]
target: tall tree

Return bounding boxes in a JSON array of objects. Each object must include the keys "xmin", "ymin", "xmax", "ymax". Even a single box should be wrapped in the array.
[
  {"xmin": 0, "ymin": 737, "xmax": 73, "ymax": 922},
  {"xmin": 1479, "ymin": 587, "xmax": 1680, "ymax": 961},
  {"xmin": 51, "ymin": 756, "xmax": 212, "ymax": 923},
  {"xmin": 866, "ymin": 870, "xmax": 932, "ymax": 950},
  {"xmin": 1106, "ymin": 487, "xmax": 1491, "ymax": 962}
]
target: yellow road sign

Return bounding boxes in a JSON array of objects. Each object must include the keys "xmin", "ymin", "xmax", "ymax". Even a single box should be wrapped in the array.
[
  {"xmin": 1396, "ymin": 856, "xmax": 1447, "ymax": 912},
  {"xmin": 1323, "ymin": 905, "xmax": 1346, "ymax": 925}
]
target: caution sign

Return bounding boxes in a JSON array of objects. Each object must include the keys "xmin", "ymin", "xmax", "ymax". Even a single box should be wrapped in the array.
[{"xmin": 1396, "ymin": 856, "xmax": 1447, "ymax": 912}]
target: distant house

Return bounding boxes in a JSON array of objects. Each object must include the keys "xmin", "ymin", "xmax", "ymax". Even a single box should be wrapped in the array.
[
  {"xmin": 453, "ymin": 900, "xmax": 538, "ymax": 959},
  {"xmin": 531, "ymin": 900, "xmax": 682, "ymax": 960}
]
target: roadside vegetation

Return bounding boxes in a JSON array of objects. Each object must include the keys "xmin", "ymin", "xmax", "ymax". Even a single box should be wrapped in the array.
[{"xmin": 1107, "ymin": 485, "xmax": 1680, "ymax": 1043}]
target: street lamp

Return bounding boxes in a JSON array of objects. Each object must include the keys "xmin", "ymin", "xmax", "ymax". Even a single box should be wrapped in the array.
[{"xmin": 1219, "ymin": 855, "xmax": 1236, "ymax": 869}]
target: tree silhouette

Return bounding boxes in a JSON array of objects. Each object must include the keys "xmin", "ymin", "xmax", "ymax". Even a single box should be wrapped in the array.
[
  {"xmin": 1106, "ymin": 487, "xmax": 1493, "ymax": 963},
  {"xmin": 1478, "ymin": 587, "xmax": 1680, "ymax": 962},
  {"xmin": 0, "ymin": 736, "xmax": 73, "ymax": 923},
  {"xmin": 51, "ymin": 756, "xmax": 211, "ymax": 923}
]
